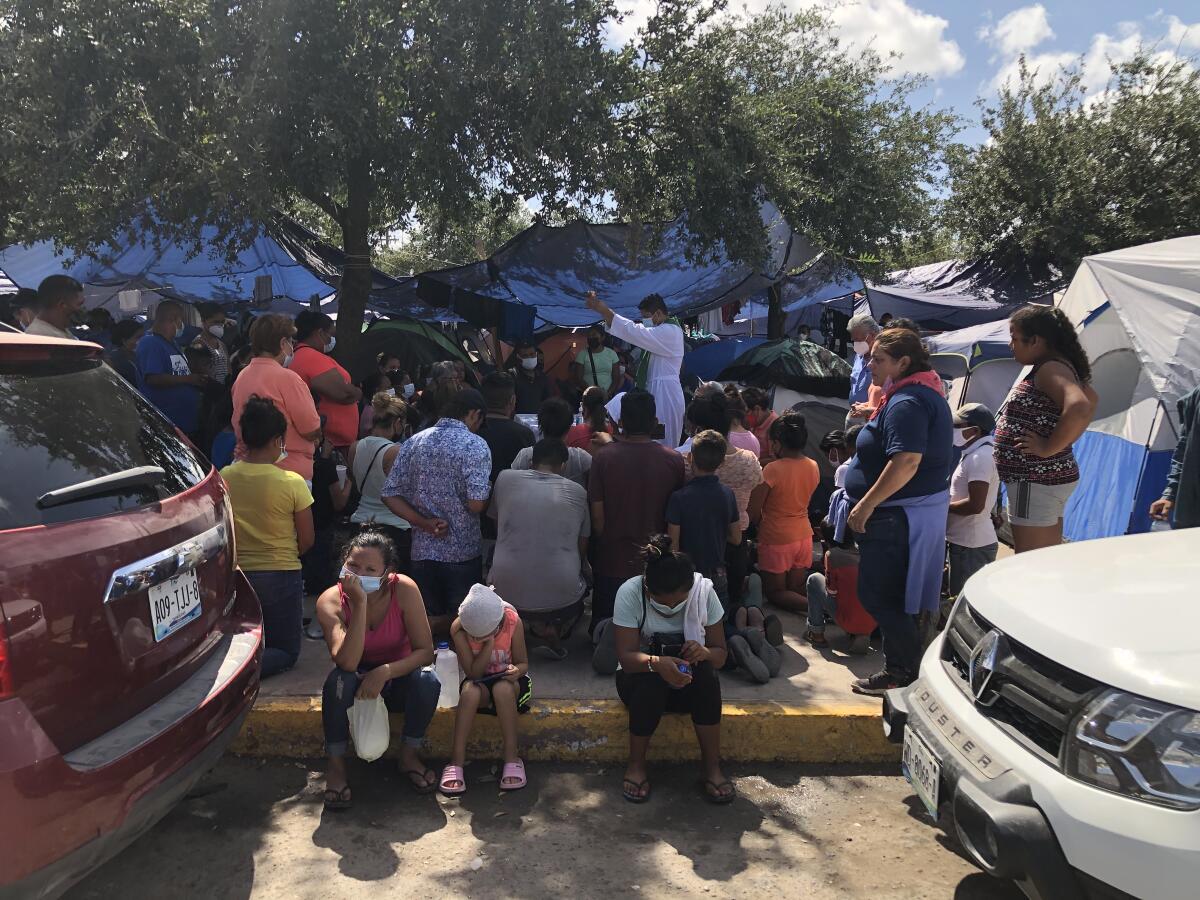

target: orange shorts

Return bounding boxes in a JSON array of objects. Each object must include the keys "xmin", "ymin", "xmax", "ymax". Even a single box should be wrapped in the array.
[{"xmin": 757, "ymin": 537, "xmax": 814, "ymax": 575}]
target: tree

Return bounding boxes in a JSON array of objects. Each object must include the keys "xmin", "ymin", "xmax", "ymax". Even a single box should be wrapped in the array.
[
  {"xmin": 948, "ymin": 51, "xmax": 1200, "ymax": 277},
  {"xmin": 374, "ymin": 198, "xmax": 534, "ymax": 276},
  {"xmin": 0, "ymin": 0, "xmax": 953, "ymax": 345}
]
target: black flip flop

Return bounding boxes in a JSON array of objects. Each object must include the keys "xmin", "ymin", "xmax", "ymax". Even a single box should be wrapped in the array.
[
  {"xmin": 622, "ymin": 778, "xmax": 652, "ymax": 804},
  {"xmin": 401, "ymin": 767, "xmax": 438, "ymax": 794},
  {"xmin": 323, "ymin": 785, "xmax": 353, "ymax": 810},
  {"xmin": 698, "ymin": 779, "xmax": 736, "ymax": 805}
]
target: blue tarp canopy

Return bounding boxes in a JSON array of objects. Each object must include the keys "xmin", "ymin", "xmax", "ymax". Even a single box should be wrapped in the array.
[
  {"xmin": 0, "ymin": 221, "xmax": 336, "ymax": 313},
  {"xmin": 682, "ymin": 335, "xmax": 769, "ymax": 382},
  {"xmin": 734, "ymin": 253, "xmax": 862, "ymax": 322},
  {"xmin": 413, "ymin": 202, "xmax": 819, "ymax": 332},
  {"xmin": 865, "ymin": 258, "xmax": 1057, "ymax": 332}
]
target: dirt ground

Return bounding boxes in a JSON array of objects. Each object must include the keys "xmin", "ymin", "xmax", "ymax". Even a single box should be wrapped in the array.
[{"xmin": 66, "ymin": 758, "xmax": 1022, "ymax": 900}]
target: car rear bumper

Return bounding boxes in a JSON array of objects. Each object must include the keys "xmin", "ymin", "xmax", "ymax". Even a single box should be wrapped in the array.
[{"xmin": 0, "ymin": 570, "xmax": 261, "ymax": 899}]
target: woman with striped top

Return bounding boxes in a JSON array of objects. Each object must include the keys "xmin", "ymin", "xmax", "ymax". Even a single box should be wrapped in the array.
[{"xmin": 994, "ymin": 307, "xmax": 1098, "ymax": 554}]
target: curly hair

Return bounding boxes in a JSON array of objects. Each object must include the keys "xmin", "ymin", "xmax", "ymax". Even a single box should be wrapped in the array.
[{"xmin": 1010, "ymin": 306, "xmax": 1092, "ymax": 384}]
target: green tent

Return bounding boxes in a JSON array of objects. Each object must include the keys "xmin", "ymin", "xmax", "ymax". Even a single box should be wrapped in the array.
[
  {"xmin": 718, "ymin": 338, "xmax": 851, "ymax": 398},
  {"xmin": 345, "ymin": 319, "xmax": 478, "ymax": 384}
]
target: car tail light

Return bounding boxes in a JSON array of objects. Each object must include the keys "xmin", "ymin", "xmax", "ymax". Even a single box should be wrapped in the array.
[{"xmin": 0, "ymin": 615, "xmax": 14, "ymax": 699}]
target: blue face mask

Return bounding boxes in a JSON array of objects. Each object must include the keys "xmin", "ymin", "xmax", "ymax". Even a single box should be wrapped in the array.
[{"xmin": 341, "ymin": 566, "xmax": 383, "ymax": 593}]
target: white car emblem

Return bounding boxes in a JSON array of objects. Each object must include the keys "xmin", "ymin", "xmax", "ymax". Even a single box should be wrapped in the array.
[{"xmin": 968, "ymin": 629, "xmax": 1005, "ymax": 706}]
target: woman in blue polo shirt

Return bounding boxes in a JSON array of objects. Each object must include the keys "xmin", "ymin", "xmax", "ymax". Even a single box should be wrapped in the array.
[{"xmin": 845, "ymin": 328, "xmax": 953, "ymax": 697}]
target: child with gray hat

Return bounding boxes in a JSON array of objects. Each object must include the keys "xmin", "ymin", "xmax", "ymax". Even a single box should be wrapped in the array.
[
  {"xmin": 440, "ymin": 584, "xmax": 531, "ymax": 796},
  {"xmin": 947, "ymin": 403, "xmax": 1000, "ymax": 599}
]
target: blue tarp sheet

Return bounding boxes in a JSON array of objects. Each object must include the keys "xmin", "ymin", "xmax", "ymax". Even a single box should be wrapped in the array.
[
  {"xmin": 735, "ymin": 254, "xmax": 862, "ymax": 323},
  {"xmin": 682, "ymin": 336, "xmax": 769, "ymax": 382},
  {"xmin": 414, "ymin": 202, "xmax": 819, "ymax": 330},
  {"xmin": 866, "ymin": 258, "xmax": 1057, "ymax": 332}
]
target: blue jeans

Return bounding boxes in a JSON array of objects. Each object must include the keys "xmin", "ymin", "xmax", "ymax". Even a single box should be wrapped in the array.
[
  {"xmin": 410, "ymin": 557, "xmax": 482, "ymax": 618},
  {"xmin": 856, "ymin": 507, "xmax": 921, "ymax": 679},
  {"xmin": 806, "ymin": 573, "xmax": 837, "ymax": 630},
  {"xmin": 245, "ymin": 569, "xmax": 304, "ymax": 678},
  {"xmin": 322, "ymin": 666, "xmax": 442, "ymax": 756}
]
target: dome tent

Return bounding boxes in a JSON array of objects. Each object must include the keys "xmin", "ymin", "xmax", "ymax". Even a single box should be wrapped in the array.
[
  {"xmin": 343, "ymin": 318, "xmax": 478, "ymax": 386},
  {"xmin": 1057, "ymin": 236, "xmax": 1200, "ymax": 541},
  {"xmin": 717, "ymin": 338, "xmax": 851, "ymax": 399},
  {"xmin": 926, "ymin": 318, "xmax": 1023, "ymax": 414}
]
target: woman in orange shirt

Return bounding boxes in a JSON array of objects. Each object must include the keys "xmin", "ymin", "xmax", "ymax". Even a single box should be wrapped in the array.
[{"xmin": 748, "ymin": 413, "xmax": 820, "ymax": 612}]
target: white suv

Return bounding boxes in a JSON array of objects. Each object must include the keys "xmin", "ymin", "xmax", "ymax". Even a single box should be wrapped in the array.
[{"xmin": 882, "ymin": 529, "xmax": 1200, "ymax": 900}]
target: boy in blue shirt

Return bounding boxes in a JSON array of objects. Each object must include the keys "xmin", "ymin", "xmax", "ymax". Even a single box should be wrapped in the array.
[{"xmin": 136, "ymin": 300, "xmax": 206, "ymax": 438}]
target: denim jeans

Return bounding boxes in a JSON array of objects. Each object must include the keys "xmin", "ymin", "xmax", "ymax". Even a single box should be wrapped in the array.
[
  {"xmin": 856, "ymin": 507, "xmax": 921, "ymax": 679},
  {"xmin": 245, "ymin": 569, "xmax": 304, "ymax": 678},
  {"xmin": 410, "ymin": 557, "xmax": 482, "ymax": 618},
  {"xmin": 806, "ymin": 572, "xmax": 837, "ymax": 630},
  {"xmin": 947, "ymin": 542, "xmax": 998, "ymax": 597},
  {"xmin": 322, "ymin": 666, "xmax": 442, "ymax": 756}
]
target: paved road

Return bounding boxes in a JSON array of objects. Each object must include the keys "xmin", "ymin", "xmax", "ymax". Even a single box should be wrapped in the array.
[{"xmin": 67, "ymin": 758, "xmax": 1022, "ymax": 900}]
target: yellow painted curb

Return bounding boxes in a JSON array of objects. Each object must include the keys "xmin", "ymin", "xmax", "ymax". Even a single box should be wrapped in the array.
[{"xmin": 231, "ymin": 697, "xmax": 898, "ymax": 764}]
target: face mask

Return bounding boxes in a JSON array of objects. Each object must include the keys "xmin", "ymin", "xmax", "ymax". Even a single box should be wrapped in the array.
[
  {"xmin": 207, "ymin": 324, "xmax": 224, "ymax": 339},
  {"xmin": 827, "ymin": 452, "xmax": 841, "ymax": 466},
  {"xmin": 276, "ymin": 442, "xmax": 288, "ymax": 463},
  {"xmin": 853, "ymin": 340, "xmax": 870, "ymax": 357},
  {"xmin": 521, "ymin": 356, "xmax": 538, "ymax": 370},
  {"xmin": 282, "ymin": 353, "xmax": 294, "ymax": 368},
  {"xmin": 648, "ymin": 598, "xmax": 685, "ymax": 617},
  {"xmin": 403, "ymin": 383, "xmax": 416, "ymax": 399},
  {"xmin": 324, "ymin": 336, "xmax": 337, "ymax": 353},
  {"xmin": 642, "ymin": 317, "xmax": 655, "ymax": 329},
  {"xmin": 341, "ymin": 566, "xmax": 383, "ymax": 593},
  {"xmin": 953, "ymin": 428, "xmax": 973, "ymax": 448}
]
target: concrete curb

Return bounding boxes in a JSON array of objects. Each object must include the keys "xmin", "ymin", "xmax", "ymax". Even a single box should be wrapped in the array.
[{"xmin": 231, "ymin": 697, "xmax": 898, "ymax": 764}]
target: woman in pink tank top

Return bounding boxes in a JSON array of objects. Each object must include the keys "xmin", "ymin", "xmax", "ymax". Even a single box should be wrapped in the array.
[{"xmin": 314, "ymin": 531, "xmax": 441, "ymax": 809}]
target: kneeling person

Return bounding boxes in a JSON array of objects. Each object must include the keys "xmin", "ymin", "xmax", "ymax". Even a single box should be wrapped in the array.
[{"xmin": 315, "ymin": 531, "xmax": 442, "ymax": 808}]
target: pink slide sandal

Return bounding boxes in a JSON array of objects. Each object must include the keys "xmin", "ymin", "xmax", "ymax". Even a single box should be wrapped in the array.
[
  {"xmin": 439, "ymin": 765, "xmax": 466, "ymax": 796},
  {"xmin": 500, "ymin": 759, "xmax": 527, "ymax": 791}
]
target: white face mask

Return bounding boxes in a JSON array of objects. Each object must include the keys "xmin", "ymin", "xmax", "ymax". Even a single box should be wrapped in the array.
[
  {"xmin": 853, "ymin": 340, "xmax": 870, "ymax": 357},
  {"xmin": 521, "ymin": 356, "xmax": 538, "ymax": 370},
  {"xmin": 324, "ymin": 336, "xmax": 337, "ymax": 353},
  {"xmin": 402, "ymin": 383, "xmax": 416, "ymax": 399},
  {"xmin": 642, "ymin": 317, "xmax": 655, "ymax": 329},
  {"xmin": 953, "ymin": 428, "xmax": 973, "ymax": 448},
  {"xmin": 282, "ymin": 353, "xmax": 294, "ymax": 368},
  {"xmin": 207, "ymin": 324, "xmax": 224, "ymax": 339},
  {"xmin": 277, "ymin": 442, "xmax": 288, "ymax": 463},
  {"xmin": 341, "ymin": 566, "xmax": 383, "ymax": 593},
  {"xmin": 648, "ymin": 598, "xmax": 685, "ymax": 617}
]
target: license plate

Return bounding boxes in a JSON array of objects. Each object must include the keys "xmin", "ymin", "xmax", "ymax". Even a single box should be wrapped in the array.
[
  {"xmin": 148, "ymin": 571, "xmax": 203, "ymax": 641},
  {"xmin": 902, "ymin": 727, "xmax": 941, "ymax": 818}
]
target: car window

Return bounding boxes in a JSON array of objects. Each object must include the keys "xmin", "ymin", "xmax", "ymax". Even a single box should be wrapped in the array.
[{"xmin": 0, "ymin": 356, "xmax": 209, "ymax": 529}]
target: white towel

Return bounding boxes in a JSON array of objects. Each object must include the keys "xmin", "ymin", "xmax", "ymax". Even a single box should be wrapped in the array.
[{"xmin": 683, "ymin": 573, "xmax": 711, "ymax": 644}]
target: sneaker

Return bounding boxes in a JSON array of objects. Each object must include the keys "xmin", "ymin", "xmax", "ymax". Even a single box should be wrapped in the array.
[
  {"xmin": 743, "ymin": 573, "xmax": 765, "ymax": 609},
  {"xmin": 728, "ymin": 634, "xmax": 770, "ymax": 684},
  {"xmin": 304, "ymin": 619, "xmax": 324, "ymax": 641},
  {"xmin": 744, "ymin": 628, "xmax": 782, "ymax": 677},
  {"xmin": 851, "ymin": 669, "xmax": 912, "ymax": 697}
]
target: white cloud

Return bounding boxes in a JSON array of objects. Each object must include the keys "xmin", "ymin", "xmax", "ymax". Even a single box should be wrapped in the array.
[
  {"xmin": 979, "ymin": 4, "xmax": 1054, "ymax": 57},
  {"xmin": 1161, "ymin": 14, "xmax": 1200, "ymax": 51},
  {"xmin": 605, "ymin": 0, "xmax": 965, "ymax": 77}
]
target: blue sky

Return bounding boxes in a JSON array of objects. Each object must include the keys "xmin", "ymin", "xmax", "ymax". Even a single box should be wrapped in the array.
[{"xmin": 610, "ymin": 2, "xmax": 1200, "ymax": 145}]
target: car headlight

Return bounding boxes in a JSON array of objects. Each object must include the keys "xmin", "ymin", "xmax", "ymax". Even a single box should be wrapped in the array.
[{"xmin": 1064, "ymin": 690, "xmax": 1200, "ymax": 810}]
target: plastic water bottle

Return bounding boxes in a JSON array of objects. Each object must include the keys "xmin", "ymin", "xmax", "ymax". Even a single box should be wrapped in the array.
[
  {"xmin": 1150, "ymin": 519, "xmax": 1173, "ymax": 533},
  {"xmin": 435, "ymin": 642, "xmax": 460, "ymax": 708}
]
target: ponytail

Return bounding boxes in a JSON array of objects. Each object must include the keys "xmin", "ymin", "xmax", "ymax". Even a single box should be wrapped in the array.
[
  {"xmin": 640, "ymin": 533, "xmax": 695, "ymax": 595},
  {"xmin": 581, "ymin": 386, "xmax": 608, "ymax": 434},
  {"xmin": 769, "ymin": 411, "xmax": 809, "ymax": 451},
  {"xmin": 370, "ymin": 391, "xmax": 408, "ymax": 431},
  {"xmin": 1010, "ymin": 306, "xmax": 1092, "ymax": 384}
]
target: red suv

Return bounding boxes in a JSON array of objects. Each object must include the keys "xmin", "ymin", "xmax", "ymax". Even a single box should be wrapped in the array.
[{"xmin": 0, "ymin": 332, "xmax": 262, "ymax": 898}]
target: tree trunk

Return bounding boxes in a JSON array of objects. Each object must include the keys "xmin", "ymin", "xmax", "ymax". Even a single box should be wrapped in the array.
[
  {"xmin": 767, "ymin": 283, "xmax": 785, "ymax": 340},
  {"xmin": 334, "ymin": 152, "xmax": 373, "ymax": 367}
]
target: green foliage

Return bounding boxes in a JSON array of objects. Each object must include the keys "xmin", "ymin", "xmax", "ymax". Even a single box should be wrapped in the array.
[
  {"xmin": 948, "ymin": 51, "xmax": 1200, "ymax": 276},
  {"xmin": 375, "ymin": 198, "xmax": 534, "ymax": 276}
]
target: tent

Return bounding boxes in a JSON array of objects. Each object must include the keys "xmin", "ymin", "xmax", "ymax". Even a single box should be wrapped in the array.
[
  {"xmin": 1056, "ymin": 236, "xmax": 1200, "ymax": 541},
  {"xmin": 342, "ymin": 318, "xmax": 479, "ymax": 385},
  {"xmin": 926, "ymin": 319, "xmax": 1023, "ymax": 414},
  {"xmin": 718, "ymin": 338, "xmax": 851, "ymax": 398},
  {"xmin": 413, "ymin": 201, "xmax": 819, "ymax": 331},
  {"xmin": 866, "ymin": 258, "xmax": 1057, "ymax": 332},
  {"xmin": 0, "ymin": 221, "xmax": 335, "ymax": 314},
  {"xmin": 682, "ymin": 336, "xmax": 768, "ymax": 382},
  {"xmin": 711, "ymin": 253, "xmax": 863, "ymax": 337}
]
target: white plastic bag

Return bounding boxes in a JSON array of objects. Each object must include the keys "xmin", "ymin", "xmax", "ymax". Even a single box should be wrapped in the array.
[{"xmin": 347, "ymin": 695, "xmax": 390, "ymax": 762}]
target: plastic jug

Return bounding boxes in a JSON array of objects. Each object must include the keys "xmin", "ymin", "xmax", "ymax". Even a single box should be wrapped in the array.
[{"xmin": 435, "ymin": 642, "xmax": 460, "ymax": 708}]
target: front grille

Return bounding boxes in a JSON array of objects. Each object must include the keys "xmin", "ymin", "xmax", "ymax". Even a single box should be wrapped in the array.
[{"xmin": 943, "ymin": 601, "xmax": 1102, "ymax": 762}]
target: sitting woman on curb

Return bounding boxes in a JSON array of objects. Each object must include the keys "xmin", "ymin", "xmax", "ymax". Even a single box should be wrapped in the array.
[
  {"xmin": 612, "ymin": 535, "xmax": 732, "ymax": 805},
  {"xmin": 441, "ymin": 585, "xmax": 531, "ymax": 796},
  {"xmin": 315, "ymin": 531, "xmax": 441, "ymax": 809}
]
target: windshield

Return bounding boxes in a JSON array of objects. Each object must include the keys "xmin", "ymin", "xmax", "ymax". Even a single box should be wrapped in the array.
[{"xmin": 0, "ymin": 356, "xmax": 209, "ymax": 530}]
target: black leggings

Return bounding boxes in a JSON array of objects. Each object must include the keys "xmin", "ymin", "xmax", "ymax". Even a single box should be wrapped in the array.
[{"xmin": 615, "ymin": 661, "xmax": 722, "ymax": 737}]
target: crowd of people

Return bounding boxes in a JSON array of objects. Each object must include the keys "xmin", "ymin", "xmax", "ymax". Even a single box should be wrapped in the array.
[{"xmin": 11, "ymin": 272, "xmax": 1200, "ymax": 809}]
